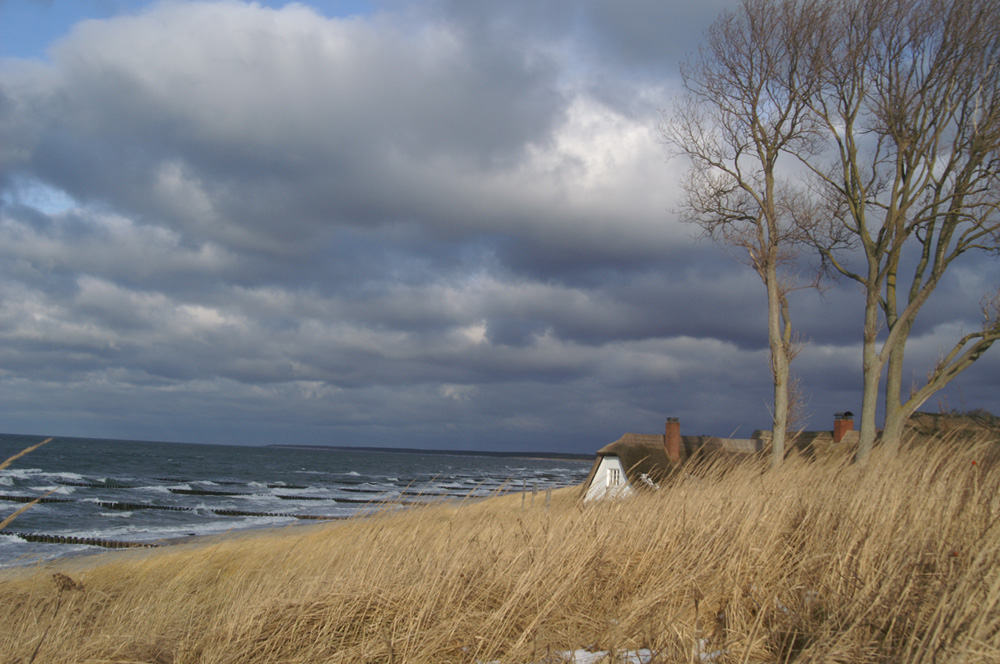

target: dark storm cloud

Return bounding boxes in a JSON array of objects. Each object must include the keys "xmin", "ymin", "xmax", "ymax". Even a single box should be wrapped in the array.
[
  {"xmin": 0, "ymin": 0, "xmax": 995, "ymax": 450},
  {"xmin": 3, "ymin": 3, "xmax": 568, "ymax": 250},
  {"xmin": 422, "ymin": 0, "xmax": 738, "ymax": 74}
]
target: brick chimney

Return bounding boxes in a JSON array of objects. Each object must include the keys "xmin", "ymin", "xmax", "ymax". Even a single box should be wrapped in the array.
[
  {"xmin": 665, "ymin": 417, "xmax": 681, "ymax": 463},
  {"xmin": 833, "ymin": 411, "xmax": 854, "ymax": 444}
]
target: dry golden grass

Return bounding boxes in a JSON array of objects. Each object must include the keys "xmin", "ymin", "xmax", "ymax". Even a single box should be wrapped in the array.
[{"xmin": 2, "ymin": 432, "xmax": 998, "ymax": 663}]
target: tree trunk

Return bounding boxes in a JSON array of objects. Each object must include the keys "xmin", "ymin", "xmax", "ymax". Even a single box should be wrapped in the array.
[
  {"xmin": 884, "ymin": 327, "xmax": 999, "ymax": 451},
  {"xmin": 881, "ymin": 321, "xmax": 912, "ymax": 454},
  {"xmin": 880, "ymin": 402, "xmax": 910, "ymax": 454},
  {"xmin": 856, "ymin": 280, "xmax": 883, "ymax": 463},
  {"xmin": 766, "ymin": 266, "xmax": 788, "ymax": 469}
]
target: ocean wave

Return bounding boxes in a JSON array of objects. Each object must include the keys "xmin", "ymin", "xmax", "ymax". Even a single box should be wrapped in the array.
[
  {"xmin": 0, "ymin": 468, "xmax": 44, "ymax": 479},
  {"xmin": 64, "ymin": 515, "xmax": 297, "ymax": 543},
  {"xmin": 138, "ymin": 485, "xmax": 176, "ymax": 494},
  {"xmin": 0, "ymin": 536, "xmax": 94, "ymax": 569},
  {"xmin": 234, "ymin": 494, "xmax": 284, "ymax": 504},
  {"xmin": 29, "ymin": 485, "xmax": 75, "ymax": 495},
  {"xmin": 0, "ymin": 441, "xmax": 592, "ymax": 568}
]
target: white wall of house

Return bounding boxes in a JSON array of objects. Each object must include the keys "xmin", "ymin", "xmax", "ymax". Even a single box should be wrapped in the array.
[{"xmin": 584, "ymin": 455, "xmax": 633, "ymax": 502}]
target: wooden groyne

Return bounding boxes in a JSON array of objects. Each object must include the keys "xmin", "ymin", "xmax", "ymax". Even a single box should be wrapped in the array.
[{"xmin": 0, "ymin": 530, "xmax": 160, "ymax": 549}]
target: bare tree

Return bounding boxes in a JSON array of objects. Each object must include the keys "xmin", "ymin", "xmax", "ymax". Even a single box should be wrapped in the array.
[
  {"xmin": 801, "ymin": 0, "xmax": 1000, "ymax": 458},
  {"xmin": 663, "ymin": 0, "xmax": 827, "ymax": 468}
]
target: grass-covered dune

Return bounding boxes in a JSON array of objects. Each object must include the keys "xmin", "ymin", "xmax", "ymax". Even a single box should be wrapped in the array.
[{"xmin": 2, "ymin": 433, "xmax": 999, "ymax": 663}]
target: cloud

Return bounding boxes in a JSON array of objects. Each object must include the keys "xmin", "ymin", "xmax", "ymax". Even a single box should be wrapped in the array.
[{"xmin": 0, "ymin": 0, "xmax": 996, "ymax": 450}]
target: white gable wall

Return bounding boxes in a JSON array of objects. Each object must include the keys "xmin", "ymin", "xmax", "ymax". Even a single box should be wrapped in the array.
[{"xmin": 583, "ymin": 455, "xmax": 634, "ymax": 502}]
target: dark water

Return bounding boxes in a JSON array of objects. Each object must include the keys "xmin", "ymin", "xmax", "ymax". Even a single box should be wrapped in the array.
[{"xmin": 0, "ymin": 434, "xmax": 590, "ymax": 568}]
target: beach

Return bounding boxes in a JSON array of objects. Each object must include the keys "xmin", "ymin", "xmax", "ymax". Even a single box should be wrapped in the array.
[{"xmin": 2, "ymin": 432, "xmax": 998, "ymax": 663}]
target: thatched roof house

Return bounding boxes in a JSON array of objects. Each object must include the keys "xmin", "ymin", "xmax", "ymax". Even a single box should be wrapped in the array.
[
  {"xmin": 580, "ymin": 433, "xmax": 672, "ymax": 501},
  {"xmin": 580, "ymin": 418, "xmax": 764, "ymax": 501},
  {"xmin": 752, "ymin": 412, "xmax": 860, "ymax": 461},
  {"xmin": 904, "ymin": 411, "xmax": 1000, "ymax": 440},
  {"xmin": 581, "ymin": 413, "xmax": 858, "ymax": 501}
]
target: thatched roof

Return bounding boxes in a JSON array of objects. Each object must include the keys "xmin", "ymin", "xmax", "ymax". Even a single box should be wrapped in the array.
[
  {"xmin": 753, "ymin": 428, "xmax": 859, "ymax": 459},
  {"xmin": 580, "ymin": 432, "xmax": 764, "ymax": 498},
  {"xmin": 579, "ymin": 434, "xmax": 669, "ymax": 499},
  {"xmin": 906, "ymin": 411, "xmax": 1000, "ymax": 439}
]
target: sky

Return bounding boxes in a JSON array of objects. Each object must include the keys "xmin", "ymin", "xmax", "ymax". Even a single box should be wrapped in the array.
[{"xmin": 0, "ymin": 0, "xmax": 997, "ymax": 452}]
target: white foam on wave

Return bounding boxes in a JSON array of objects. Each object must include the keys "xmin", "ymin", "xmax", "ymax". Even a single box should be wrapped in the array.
[
  {"xmin": 238, "ymin": 493, "xmax": 278, "ymax": 503},
  {"xmin": 275, "ymin": 485, "xmax": 330, "ymax": 495},
  {"xmin": 138, "ymin": 485, "xmax": 174, "ymax": 494},
  {"xmin": 64, "ymin": 514, "xmax": 298, "ymax": 543},
  {"xmin": 29, "ymin": 485, "xmax": 75, "ymax": 495},
  {"xmin": 136, "ymin": 483, "xmax": 191, "ymax": 493},
  {"xmin": 0, "ymin": 535, "xmax": 94, "ymax": 569},
  {"xmin": 0, "ymin": 468, "xmax": 44, "ymax": 480}
]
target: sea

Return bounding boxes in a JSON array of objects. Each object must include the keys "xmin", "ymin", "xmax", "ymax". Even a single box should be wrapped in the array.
[{"xmin": 0, "ymin": 433, "xmax": 592, "ymax": 569}]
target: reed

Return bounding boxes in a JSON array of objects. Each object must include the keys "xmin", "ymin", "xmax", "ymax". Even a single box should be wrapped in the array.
[
  {"xmin": 0, "ymin": 438, "xmax": 52, "ymax": 471},
  {"xmin": 0, "ymin": 439, "xmax": 56, "ymax": 531},
  {"xmin": 1, "ymin": 431, "xmax": 997, "ymax": 663}
]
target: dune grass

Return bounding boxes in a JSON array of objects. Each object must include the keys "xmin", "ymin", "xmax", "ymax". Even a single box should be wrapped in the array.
[{"xmin": 1, "ymin": 432, "xmax": 998, "ymax": 663}]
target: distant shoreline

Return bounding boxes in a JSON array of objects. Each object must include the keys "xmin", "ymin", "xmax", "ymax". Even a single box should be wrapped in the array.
[
  {"xmin": 0, "ymin": 433, "xmax": 593, "ymax": 461},
  {"xmin": 266, "ymin": 444, "xmax": 593, "ymax": 462}
]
